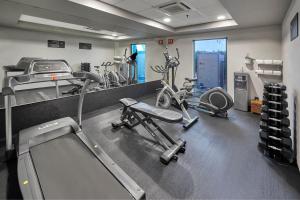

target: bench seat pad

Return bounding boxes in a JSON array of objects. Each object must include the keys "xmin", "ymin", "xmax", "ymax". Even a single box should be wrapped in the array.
[{"xmin": 131, "ymin": 102, "xmax": 183, "ymax": 123}]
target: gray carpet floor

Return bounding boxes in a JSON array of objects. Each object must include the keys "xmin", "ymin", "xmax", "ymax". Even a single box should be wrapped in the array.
[
  {"xmin": 1, "ymin": 96, "xmax": 300, "ymax": 199},
  {"xmin": 81, "ymin": 97, "xmax": 300, "ymax": 199}
]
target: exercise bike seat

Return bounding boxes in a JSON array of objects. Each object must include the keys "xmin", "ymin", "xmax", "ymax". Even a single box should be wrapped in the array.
[{"xmin": 119, "ymin": 98, "xmax": 183, "ymax": 123}]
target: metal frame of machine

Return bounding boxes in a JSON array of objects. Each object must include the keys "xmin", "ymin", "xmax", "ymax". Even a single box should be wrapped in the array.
[{"xmin": 3, "ymin": 58, "xmax": 145, "ymax": 199}]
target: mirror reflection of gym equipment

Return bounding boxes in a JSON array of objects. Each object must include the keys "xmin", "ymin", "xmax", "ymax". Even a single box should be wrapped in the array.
[
  {"xmin": 0, "ymin": 0, "xmax": 299, "ymax": 200},
  {"xmin": 131, "ymin": 43, "xmax": 146, "ymax": 83}
]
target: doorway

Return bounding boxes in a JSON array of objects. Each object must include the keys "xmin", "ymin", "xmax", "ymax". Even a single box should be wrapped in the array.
[
  {"xmin": 131, "ymin": 44, "xmax": 146, "ymax": 83},
  {"xmin": 193, "ymin": 38, "xmax": 227, "ymax": 91}
]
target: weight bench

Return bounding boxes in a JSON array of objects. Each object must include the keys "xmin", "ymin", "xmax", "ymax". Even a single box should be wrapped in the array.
[{"xmin": 112, "ymin": 98, "xmax": 186, "ymax": 164}]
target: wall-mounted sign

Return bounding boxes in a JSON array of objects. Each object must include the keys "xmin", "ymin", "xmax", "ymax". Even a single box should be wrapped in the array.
[
  {"xmin": 168, "ymin": 39, "xmax": 174, "ymax": 45},
  {"xmin": 290, "ymin": 13, "xmax": 298, "ymax": 41},
  {"xmin": 48, "ymin": 40, "xmax": 65, "ymax": 48},
  {"xmin": 79, "ymin": 43, "xmax": 92, "ymax": 50},
  {"xmin": 158, "ymin": 39, "xmax": 164, "ymax": 45}
]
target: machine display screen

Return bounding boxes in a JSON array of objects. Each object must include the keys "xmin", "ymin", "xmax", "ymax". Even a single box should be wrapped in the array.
[{"xmin": 32, "ymin": 61, "xmax": 71, "ymax": 74}]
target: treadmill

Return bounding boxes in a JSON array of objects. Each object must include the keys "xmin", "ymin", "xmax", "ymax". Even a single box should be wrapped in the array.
[
  {"xmin": 3, "ymin": 57, "xmax": 84, "ymax": 99},
  {"xmin": 2, "ymin": 58, "xmax": 145, "ymax": 199}
]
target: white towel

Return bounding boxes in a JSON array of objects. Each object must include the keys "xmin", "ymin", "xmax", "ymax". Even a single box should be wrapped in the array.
[
  {"xmin": 272, "ymin": 60, "xmax": 283, "ymax": 65},
  {"xmin": 264, "ymin": 60, "xmax": 273, "ymax": 65},
  {"xmin": 255, "ymin": 70, "xmax": 282, "ymax": 76},
  {"xmin": 272, "ymin": 71, "xmax": 282, "ymax": 75},
  {"xmin": 256, "ymin": 60, "xmax": 264, "ymax": 64},
  {"xmin": 255, "ymin": 70, "xmax": 264, "ymax": 74}
]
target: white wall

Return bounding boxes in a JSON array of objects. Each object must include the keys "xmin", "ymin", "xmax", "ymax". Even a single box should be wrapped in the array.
[
  {"xmin": 0, "ymin": 26, "xmax": 115, "ymax": 90},
  {"xmin": 282, "ymin": 0, "xmax": 300, "ymax": 167},
  {"xmin": 0, "ymin": 25, "xmax": 282, "ymax": 99},
  {"xmin": 118, "ymin": 25, "xmax": 282, "ymax": 99}
]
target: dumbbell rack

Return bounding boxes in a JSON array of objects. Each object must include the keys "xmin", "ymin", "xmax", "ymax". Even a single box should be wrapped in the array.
[{"xmin": 258, "ymin": 83, "xmax": 294, "ymax": 163}]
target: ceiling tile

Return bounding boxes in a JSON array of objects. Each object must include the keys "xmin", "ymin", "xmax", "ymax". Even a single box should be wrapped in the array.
[
  {"xmin": 137, "ymin": 8, "xmax": 168, "ymax": 20},
  {"xmin": 99, "ymin": 0, "xmax": 125, "ymax": 5},
  {"xmin": 169, "ymin": 11, "xmax": 208, "ymax": 27},
  {"xmin": 101, "ymin": 0, "xmax": 233, "ymax": 28},
  {"xmin": 142, "ymin": 0, "xmax": 171, "ymax": 7},
  {"xmin": 186, "ymin": 0, "xmax": 220, "ymax": 8},
  {"xmin": 115, "ymin": 0, "xmax": 152, "ymax": 12},
  {"xmin": 187, "ymin": 0, "xmax": 232, "ymax": 19}
]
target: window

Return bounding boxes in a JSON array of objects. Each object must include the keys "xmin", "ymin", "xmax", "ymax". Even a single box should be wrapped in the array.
[{"xmin": 194, "ymin": 38, "xmax": 227, "ymax": 91}]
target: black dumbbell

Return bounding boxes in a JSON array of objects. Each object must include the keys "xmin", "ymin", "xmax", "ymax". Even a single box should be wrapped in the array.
[
  {"xmin": 259, "ymin": 140, "xmax": 293, "ymax": 161},
  {"xmin": 260, "ymin": 121, "xmax": 291, "ymax": 137},
  {"xmin": 261, "ymin": 113, "xmax": 290, "ymax": 126},
  {"xmin": 262, "ymin": 105, "xmax": 289, "ymax": 117},
  {"xmin": 262, "ymin": 98, "xmax": 288, "ymax": 110},
  {"xmin": 259, "ymin": 127, "xmax": 291, "ymax": 138},
  {"xmin": 259, "ymin": 130, "xmax": 292, "ymax": 148},
  {"xmin": 263, "ymin": 91, "xmax": 287, "ymax": 100},
  {"xmin": 264, "ymin": 84, "xmax": 286, "ymax": 93}
]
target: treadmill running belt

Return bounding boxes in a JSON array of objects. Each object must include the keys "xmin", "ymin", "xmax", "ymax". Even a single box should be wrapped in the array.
[{"xmin": 30, "ymin": 133, "xmax": 132, "ymax": 199}]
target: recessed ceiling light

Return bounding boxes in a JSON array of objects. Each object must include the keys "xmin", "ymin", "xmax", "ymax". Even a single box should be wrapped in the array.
[
  {"xmin": 163, "ymin": 18, "xmax": 171, "ymax": 23},
  {"xmin": 112, "ymin": 33, "xmax": 118, "ymax": 37},
  {"xmin": 217, "ymin": 15, "xmax": 226, "ymax": 20}
]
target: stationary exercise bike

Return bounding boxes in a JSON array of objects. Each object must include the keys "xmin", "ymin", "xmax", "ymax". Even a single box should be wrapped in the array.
[
  {"xmin": 151, "ymin": 48, "xmax": 198, "ymax": 129},
  {"xmin": 95, "ymin": 61, "xmax": 122, "ymax": 88},
  {"xmin": 152, "ymin": 48, "xmax": 233, "ymax": 119}
]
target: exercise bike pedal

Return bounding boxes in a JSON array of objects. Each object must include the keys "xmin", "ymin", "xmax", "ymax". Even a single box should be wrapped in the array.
[
  {"xmin": 179, "ymin": 147, "xmax": 186, "ymax": 153},
  {"xmin": 183, "ymin": 117, "xmax": 198, "ymax": 129},
  {"xmin": 111, "ymin": 121, "xmax": 124, "ymax": 129},
  {"xmin": 172, "ymin": 155, "xmax": 178, "ymax": 161}
]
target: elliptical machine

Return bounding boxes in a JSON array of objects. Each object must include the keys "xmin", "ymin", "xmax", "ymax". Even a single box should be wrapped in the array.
[
  {"xmin": 127, "ymin": 51, "xmax": 138, "ymax": 84},
  {"xmin": 113, "ymin": 49, "xmax": 129, "ymax": 86},
  {"xmin": 114, "ymin": 48, "xmax": 138, "ymax": 85},
  {"xmin": 151, "ymin": 48, "xmax": 179, "ymax": 91},
  {"xmin": 182, "ymin": 77, "xmax": 234, "ymax": 118},
  {"xmin": 151, "ymin": 48, "xmax": 198, "ymax": 129}
]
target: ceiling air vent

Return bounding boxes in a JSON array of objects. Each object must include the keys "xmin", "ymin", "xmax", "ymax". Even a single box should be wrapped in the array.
[{"xmin": 158, "ymin": 1, "xmax": 191, "ymax": 15}]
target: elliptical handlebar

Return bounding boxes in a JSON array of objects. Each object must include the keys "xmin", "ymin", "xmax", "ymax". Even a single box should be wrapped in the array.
[
  {"xmin": 161, "ymin": 47, "xmax": 180, "ymax": 69},
  {"xmin": 150, "ymin": 65, "xmax": 168, "ymax": 74},
  {"xmin": 101, "ymin": 61, "xmax": 114, "ymax": 67}
]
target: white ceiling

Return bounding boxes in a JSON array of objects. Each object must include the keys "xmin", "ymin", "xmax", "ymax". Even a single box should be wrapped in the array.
[
  {"xmin": 219, "ymin": 0, "xmax": 291, "ymax": 27},
  {"xmin": 100, "ymin": 0, "xmax": 233, "ymax": 27},
  {"xmin": 0, "ymin": 0, "xmax": 292, "ymax": 40}
]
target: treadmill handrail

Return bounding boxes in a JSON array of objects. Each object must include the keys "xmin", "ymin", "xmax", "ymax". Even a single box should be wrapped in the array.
[
  {"xmin": 27, "ymin": 59, "xmax": 72, "ymax": 75},
  {"xmin": 3, "ymin": 65, "xmax": 24, "ymax": 72},
  {"xmin": 3, "ymin": 70, "xmax": 103, "ymax": 152},
  {"xmin": 2, "ymin": 71, "xmax": 103, "ymax": 96},
  {"xmin": 15, "ymin": 58, "xmax": 71, "ymax": 74}
]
